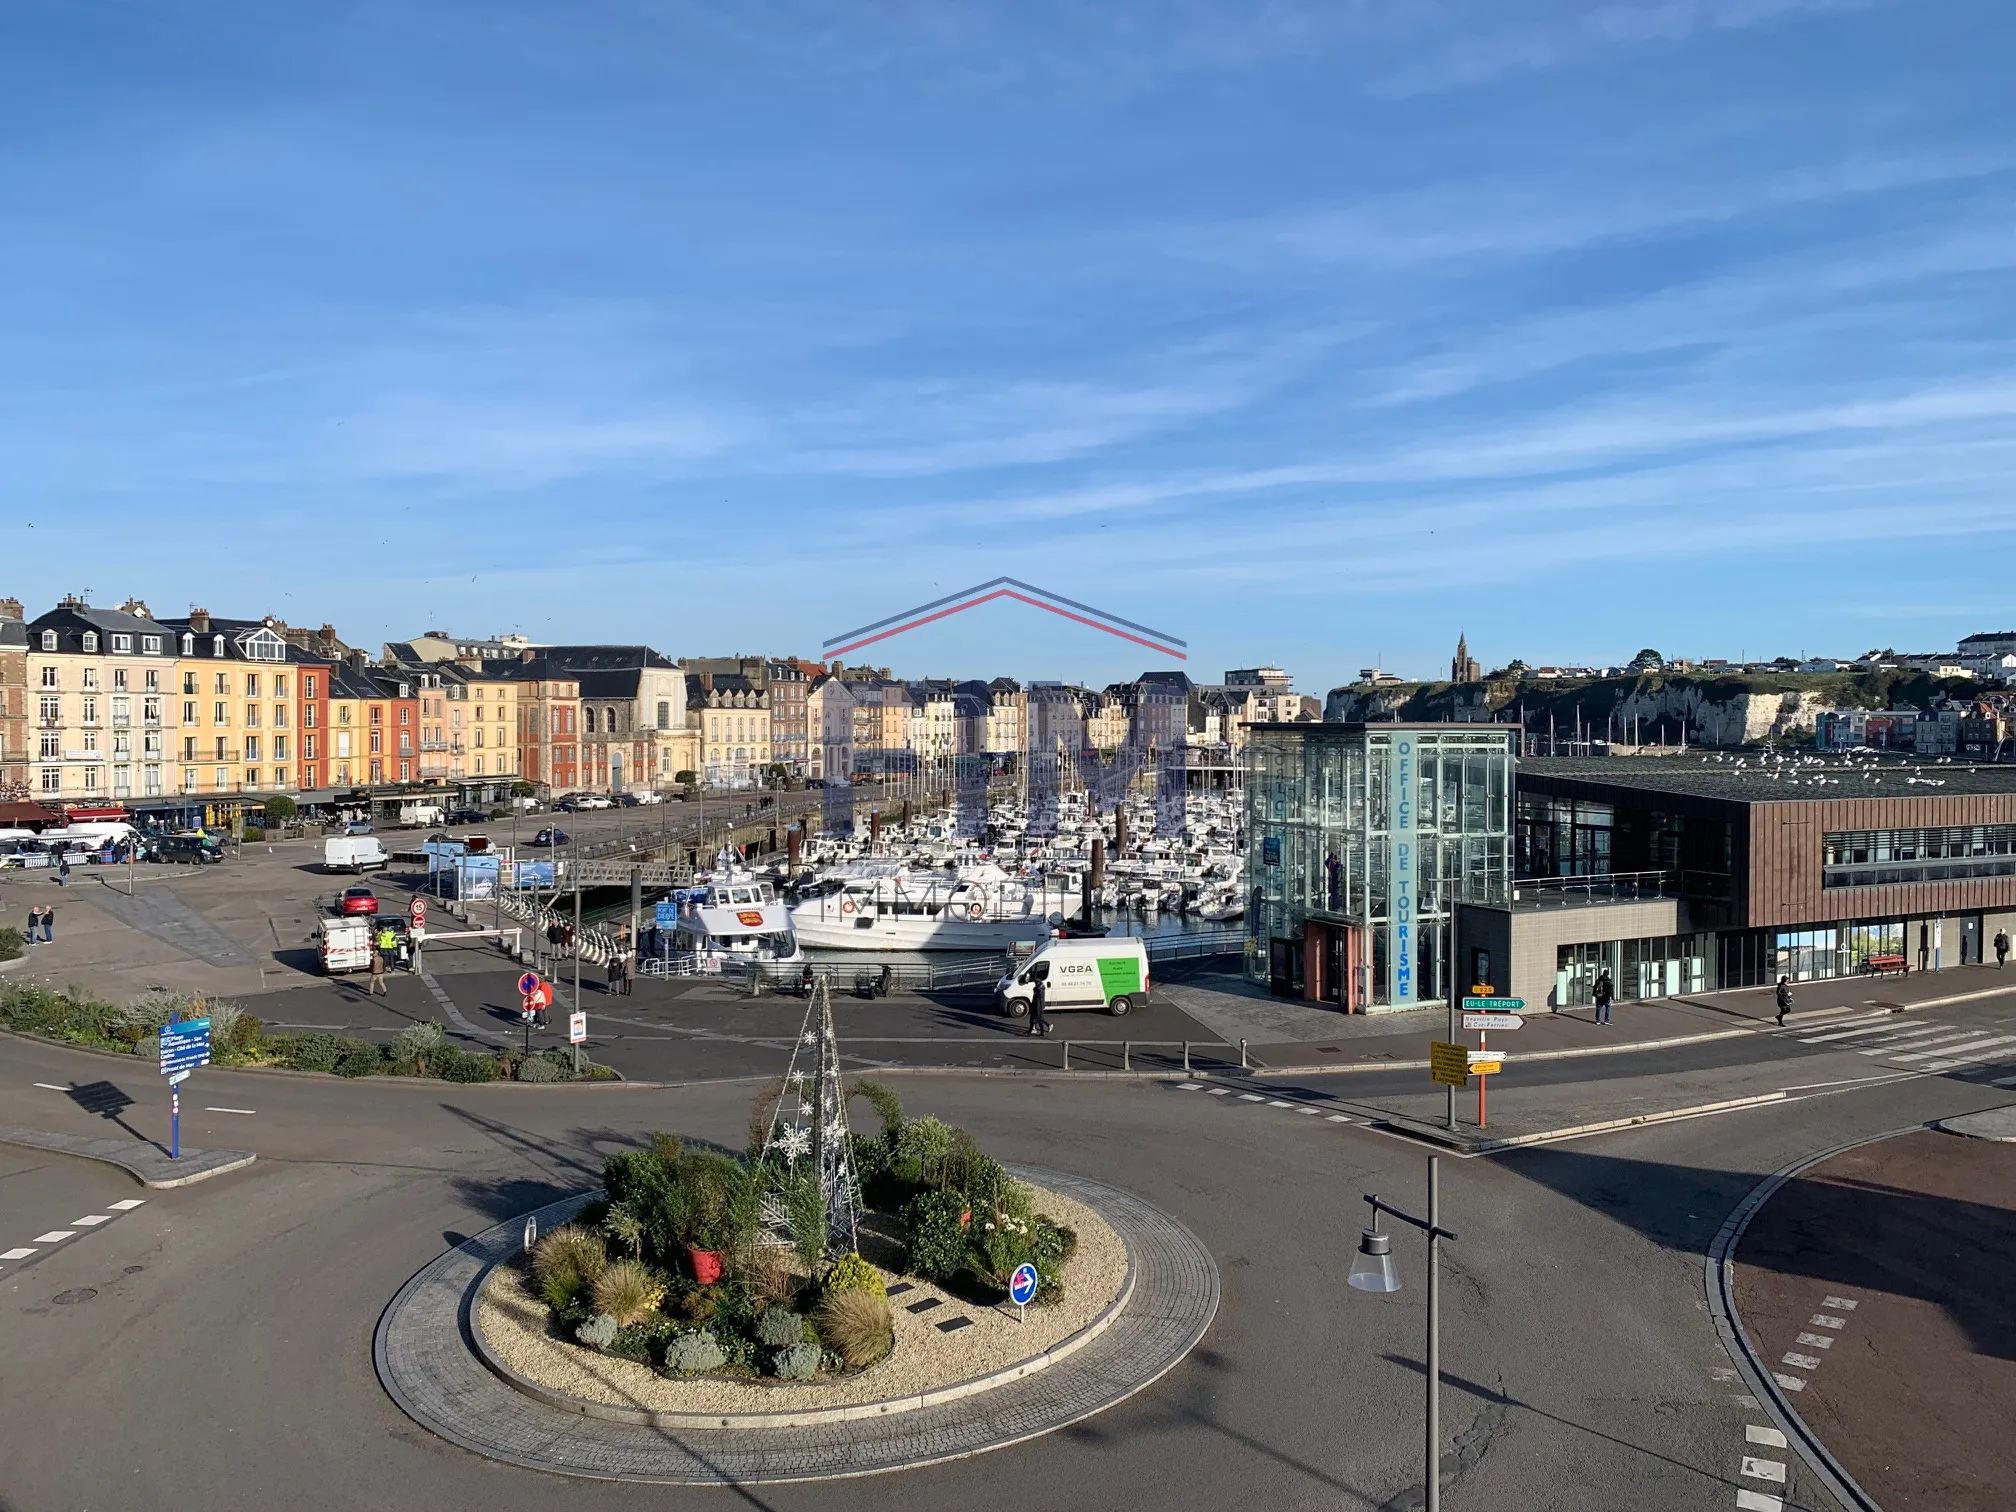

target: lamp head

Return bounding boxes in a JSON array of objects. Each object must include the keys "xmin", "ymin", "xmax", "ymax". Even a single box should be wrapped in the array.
[{"xmin": 1347, "ymin": 1226, "xmax": 1401, "ymax": 1293}]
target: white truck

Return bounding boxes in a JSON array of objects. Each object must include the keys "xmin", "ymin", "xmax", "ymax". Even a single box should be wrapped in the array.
[
  {"xmin": 995, "ymin": 936, "xmax": 1151, "ymax": 1018},
  {"xmin": 397, "ymin": 801, "xmax": 444, "ymax": 829},
  {"xmin": 320, "ymin": 916, "xmax": 374, "ymax": 974},
  {"xmin": 324, "ymin": 835, "xmax": 390, "ymax": 873}
]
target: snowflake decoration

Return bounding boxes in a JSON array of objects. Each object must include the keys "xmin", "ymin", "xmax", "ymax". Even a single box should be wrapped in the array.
[
  {"xmin": 788, "ymin": 1068, "xmax": 807, "ymax": 1085},
  {"xmin": 776, "ymin": 1125, "xmax": 812, "ymax": 1162},
  {"xmin": 802, "ymin": 1030, "xmax": 818, "ymax": 1046}
]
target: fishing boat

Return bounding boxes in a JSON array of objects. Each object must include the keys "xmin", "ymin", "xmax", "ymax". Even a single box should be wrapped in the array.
[
  {"xmin": 789, "ymin": 861, "xmax": 1059, "ymax": 951},
  {"xmin": 663, "ymin": 871, "xmax": 804, "ymax": 969}
]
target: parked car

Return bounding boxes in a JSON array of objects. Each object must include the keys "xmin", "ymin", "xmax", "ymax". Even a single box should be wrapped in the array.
[
  {"xmin": 612, "ymin": 793, "xmax": 641, "ymax": 808},
  {"xmin": 152, "ymin": 835, "xmax": 224, "ymax": 866},
  {"xmin": 577, "ymin": 795, "xmax": 612, "ymax": 810},
  {"xmin": 341, "ymin": 820, "xmax": 374, "ymax": 836},
  {"xmin": 526, "ymin": 828, "xmax": 570, "ymax": 847},
  {"xmin": 446, "ymin": 808, "xmax": 487, "ymax": 825},
  {"xmin": 339, "ymin": 886, "xmax": 380, "ymax": 916}
]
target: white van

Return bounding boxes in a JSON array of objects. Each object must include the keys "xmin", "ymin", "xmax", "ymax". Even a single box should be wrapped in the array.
[
  {"xmin": 996, "ymin": 936, "xmax": 1150, "ymax": 1018},
  {"xmin": 325, "ymin": 835, "xmax": 390, "ymax": 873},
  {"xmin": 320, "ymin": 916, "xmax": 375, "ymax": 974}
]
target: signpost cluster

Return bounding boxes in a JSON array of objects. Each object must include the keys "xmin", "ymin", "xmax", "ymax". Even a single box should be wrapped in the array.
[
  {"xmin": 1432, "ymin": 988, "xmax": 1525, "ymax": 1130},
  {"xmin": 158, "ymin": 1016, "xmax": 213, "ymax": 1160}
]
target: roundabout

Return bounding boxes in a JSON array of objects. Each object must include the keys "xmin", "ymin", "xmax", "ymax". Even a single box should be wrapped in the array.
[{"xmin": 375, "ymin": 1166, "xmax": 1218, "ymax": 1483}]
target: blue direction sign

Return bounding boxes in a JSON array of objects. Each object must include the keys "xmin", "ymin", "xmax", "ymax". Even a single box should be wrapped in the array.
[
  {"xmin": 158, "ymin": 1017, "xmax": 212, "ymax": 1075},
  {"xmin": 1008, "ymin": 1262, "xmax": 1040, "ymax": 1307},
  {"xmin": 1461, "ymin": 997, "xmax": 1525, "ymax": 1013}
]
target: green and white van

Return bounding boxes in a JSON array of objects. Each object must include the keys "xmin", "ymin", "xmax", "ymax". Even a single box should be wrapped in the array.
[{"xmin": 995, "ymin": 936, "xmax": 1150, "ymax": 1018}]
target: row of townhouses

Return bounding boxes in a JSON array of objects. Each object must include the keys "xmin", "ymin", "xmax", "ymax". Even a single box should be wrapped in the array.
[{"xmin": 0, "ymin": 600, "xmax": 1314, "ymax": 821}]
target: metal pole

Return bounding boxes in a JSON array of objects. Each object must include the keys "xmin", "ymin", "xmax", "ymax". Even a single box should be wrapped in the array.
[
  {"xmin": 573, "ymin": 857, "xmax": 583, "ymax": 1022},
  {"xmin": 1447, "ymin": 915, "xmax": 1457, "ymax": 1131},
  {"xmin": 1426, "ymin": 1156, "xmax": 1440, "ymax": 1512},
  {"xmin": 171, "ymin": 1082, "xmax": 180, "ymax": 1160}
]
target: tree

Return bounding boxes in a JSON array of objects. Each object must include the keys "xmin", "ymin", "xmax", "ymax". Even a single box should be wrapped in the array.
[
  {"xmin": 510, "ymin": 780, "xmax": 536, "ymax": 798},
  {"xmin": 1629, "ymin": 648, "xmax": 1663, "ymax": 670},
  {"xmin": 262, "ymin": 795, "xmax": 298, "ymax": 822},
  {"xmin": 674, "ymin": 770, "xmax": 698, "ymax": 788}
]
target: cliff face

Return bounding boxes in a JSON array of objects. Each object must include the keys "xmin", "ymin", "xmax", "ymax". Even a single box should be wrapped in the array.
[{"xmin": 1321, "ymin": 671, "xmax": 1977, "ymax": 748}]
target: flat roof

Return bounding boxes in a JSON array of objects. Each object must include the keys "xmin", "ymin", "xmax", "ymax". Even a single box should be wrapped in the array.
[{"xmin": 1521, "ymin": 755, "xmax": 2016, "ymax": 803}]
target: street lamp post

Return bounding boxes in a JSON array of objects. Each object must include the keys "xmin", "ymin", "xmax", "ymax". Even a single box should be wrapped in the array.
[{"xmin": 1349, "ymin": 1156, "xmax": 1459, "ymax": 1512}]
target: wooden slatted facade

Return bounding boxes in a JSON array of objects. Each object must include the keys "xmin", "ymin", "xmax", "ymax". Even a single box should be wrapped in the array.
[{"xmin": 1749, "ymin": 794, "xmax": 2016, "ymax": 929}]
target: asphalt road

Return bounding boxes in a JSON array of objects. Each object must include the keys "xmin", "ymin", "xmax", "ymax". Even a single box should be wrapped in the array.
[{"xmin": 4, "ymin": 1021, "xmax": 2013, "ymax": 1511}]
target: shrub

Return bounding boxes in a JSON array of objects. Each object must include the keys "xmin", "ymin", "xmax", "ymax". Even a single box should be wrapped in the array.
[
  {"xmin": 591, "ymin": 1259, "xmax": 667, "ymax": 1327},
  {"xmin": 663, "ymin": 1330, "xmax": 725, "ymax": 1374},
  {"xmin": 1031, "ymin": 1216, "xmax": 1077, "ymax": 1266},
  {"xmin": 743, "ymin": 1246, "xmax": 796, "ymax": 1304},
  {"xmin": 241, "ymin": 826, "xmax": 265, "ymax": 842},
  {"xmin": 823, "ymin": 1252, "xmax": 885, "ymax": 1300},
  {"xmin": 263, "ymin": 796, "xmax": 298, "ymax": 822},
  {"xmin": 515, "ymin": 1055, "xmax": 562, "ymax": 1083},
  {"xmin": 532, "ymin": 1225, "xmax": 607, "ymax": 1311},
  {"xmin": 0, "ymin": 928, "xmax": 23, "ymax": 963},
  {"xmin": 281, "ymin": 1031, "xmax": 348, "ymax": 1073},
  {"xmin": 816, "ymin": 1287, "xmax": 893, "ymax": 1368},
  {"xmin": 538, "ymin": 1047, "xmax": 578, "ymax": 1079},
  {"xmin": 389, "ymin": 1021, "xmax": 445, "ymax": 1073},
  {"xmin": 895, "ymin": 1116, "xmax": 956, "ymax": 1185},
  {"xmin": 334, "ymin": 1042, "xmax": 383, "ymax": 1077},
  {"xmin": 851, "ymin": 1079, "xmax": 904, "ymax": 1137},
  {"xmin": 756, "ymin": 1305, "xmax": 806, "ymax": 1347},
  {"xmin": 605, "ymin": 1143, "xmax": 759, "ymax": 1262},
  {"xmin": 425, "ymin": 1045, "xmax": 497, "ymax": 1082},
  {"xmin": 209, "ymin": 1001, "xmax": 264, "ymax": 1059},
  {"xmin": 576, "ymin": 1313, "xmax": 619, "ymax": 1350},
  {"xmin": 782, "ymin": 1168, "xmax": 827, "ymax": 1272},
  {"xmin": 602, "ymin": 1202, "xmax": 645, "ymax": 1256},
  {"xmin": 902, "ymin": 1190, "xmax": 969, "ymax": 1283},
  {"xmin": 772, "ymin": 1342, "xmax": 820, "ymax": 1380},
  {"xmin": 850, "ymin": 1130, "xmax": 890, "ymax": 1188}
]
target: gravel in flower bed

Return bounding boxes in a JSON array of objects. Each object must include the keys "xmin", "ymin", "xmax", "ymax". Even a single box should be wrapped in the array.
[{"xmin": 476, "ymin": 1185, "xmax": 1125, "ymax": 1417}]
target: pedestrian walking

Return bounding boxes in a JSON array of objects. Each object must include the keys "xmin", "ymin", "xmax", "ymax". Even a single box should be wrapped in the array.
[
  {"xmin": 1025, "ymin": 965, "xmax": 1052, "ymax": 1037},
  {"xmin": 1592, "ymin": 969, "xmax": 1614, "ymax": 1026},
  {"xmin": 1774, "ymin": 974, "xmax": 1793, "ymax": 1026},
  {"xmin": 1996, "ymin": 929, "xmax": 2010, "ymax": 969},
  {"xmin": 369, "ymin": 944, "xmax": 388, "ymax": 995},
  {"xmin": 56, "ymin": 854, "xmax": 70, "ymax": 887}
]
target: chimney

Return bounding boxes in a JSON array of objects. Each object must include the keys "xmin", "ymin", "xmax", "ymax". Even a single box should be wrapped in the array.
[
  {"xmin": 0, "ymin": 597, "xmax": 21, "ymax": 622},
  {"xmin": 189, "ymin": 608, "xmax": 212, "ymax": 634},
  {"xmin": 119, "ymin": 598, "xmax": 153, "ymax": 619}
]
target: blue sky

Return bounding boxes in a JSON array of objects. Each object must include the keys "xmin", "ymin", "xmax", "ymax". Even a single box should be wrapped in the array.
[{"xmin": 4, "ymin": 1, "xmax": 2011, "ymax": 693}]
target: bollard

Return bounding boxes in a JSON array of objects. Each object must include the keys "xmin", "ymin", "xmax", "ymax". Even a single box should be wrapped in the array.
[
  {"xmin": 1122, "ymin": 1040, "xmax": 1131, "ymax": 1072},
  {"xmin": 1062, "ymin": 1040, "xmax": 1071, "ymax": 1071},
  {"xmin": 1182, "ymin": 1040, "xmax": 1191, "ymax": 1073},
  {"xmin": 1240, "ymin": 1038, "xmax": 1248, "ymax": 1070}
]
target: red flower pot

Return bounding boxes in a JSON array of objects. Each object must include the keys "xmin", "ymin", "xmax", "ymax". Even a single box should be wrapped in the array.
[
  {"xmin": 959, "ymin": 1207, "xmax": 972, "ymax": 1230},
  {"xmin": 687, "ymin": 1247, "xmax": 724, "ymax": 1284}
]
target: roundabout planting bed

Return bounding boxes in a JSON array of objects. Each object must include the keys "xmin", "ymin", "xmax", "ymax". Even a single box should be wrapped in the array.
[{"xmin": 476, "ymin": 1179, "xmax": 1130, "ymax": 1426}]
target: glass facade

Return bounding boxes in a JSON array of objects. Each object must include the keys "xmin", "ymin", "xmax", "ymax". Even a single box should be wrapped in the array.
[
  {"xmin": 1246, "ymin": 725, "xmax": 1514, "ymax": 1010},
  {"xmin": 1823, "ymin": 826, "xmax": 2016, "ymax": 888}
]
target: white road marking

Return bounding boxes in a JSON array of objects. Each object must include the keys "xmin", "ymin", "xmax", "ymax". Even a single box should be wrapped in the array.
[
  {"xmin": 1237, "ymin": 1093, "xmax": 1264, "ymax": 1101},
  {"xmin": 1741, "ymin": 1457, "xmax": 1788, "ymax": 1483},
  {"xmin": 1920, "ymin": 1042, "xmax": 2016, "ymax": 1070},
  {"xmin": 108, "ymin": 1199, "xmax": 146, "ymax": 1210},
  {"xmin": 1736, "ymin": 1490, "xmax": 1785, "ymax": 1511},
  {"xmin": 32, "ymin": 1231, "xmax": 75, "ymax": 1244},
  {"xmin": 0, "ymin": 1247, "xmax": 37, "ymax": 1261},
  {"xmin": 1176, "ymin": 1083, "xmax": 1204, "ymax": 1091},
  {"xmin": 1781, "ymin": 1352, "xmax": 1822, "ymax": 1370},
  {"xmin": 71, "ymin": 1215, "xmax": 111, "ymax": 1227},
  {"xmin": 1206, "ymin": 1087, "xmax": 1232, "ymax": 1095},
  {"xmin": 1885, "ymin": 1034, "xmax": 2016, "ymax": 1064},
  {"xmin": 1778, "ymin": 1073, "xmax": 1905, "ymax": 1091},
  {"xmin": 1822, "ymin": 1296, "xmax": 1858, "ymax": 1310},
  {"xmin": 1807, "ymin": 1314, "xmax": 1844, "ymax": 1329},
  {"xmin": 1858, "ymin": 1029, "xmax": 1982, "ymax": 1055},
  {"xmin": 205, "ymin": 1106, "xmax": 257, "ymax": 1115},
  {"xmin": 32, "ymin": 1083, "xmax": 69, "ymax": 1091},
  {"xmin": 1266, "ymin": 1099, "xmax": 1294, "ymax": 1108},
  {"xmin": 1297, "ymin": 1107, "xmax": 1320, "ymax": 1115},
  {"xmin": 1794, "ymin": 1332, "xmax": 1834, "ymax": 1349},
  {"xmin": 1796, "ymin": 1016, "xmax": 1909, "ymax": 1042},
  {"xmin": 1772, "ymin": 1373, "xmax": 1806, "ymax": 1392},
  {"xmin": 1711, "ymin": 1367, "xmax": 1740, "ymax": 1382},
  {"xmin": 1325, "ymin": 1114, "xmax": 1353, "ymax": 1122},
  {"xmin": 1746, "ymin": 1425, "xmax": 1788, "ymax": 1448}
]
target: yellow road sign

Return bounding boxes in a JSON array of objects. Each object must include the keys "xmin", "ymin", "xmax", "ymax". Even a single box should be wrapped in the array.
[
  {"xmin": 1468, "ymin": 1058, "xmax": 1502, "ymax": 1075},
  {"xmin": 1429, "ymin": 1040, "xmax": 1470, "ymax": 1088}
]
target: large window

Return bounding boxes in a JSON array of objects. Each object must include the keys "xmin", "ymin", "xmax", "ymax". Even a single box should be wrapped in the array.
[
  {"xmin": 1823, "ymin": 826, "xmax": 2016, "ymax": 888},
  {"xmin": 1517, "ymin": 795, "xmax": 1613, "ymax": 877}
]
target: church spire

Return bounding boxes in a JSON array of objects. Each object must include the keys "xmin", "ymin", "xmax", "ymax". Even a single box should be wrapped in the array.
[{"xmin": 1452, "ymin": 633, "xmax": 1479, "ymax": 684}]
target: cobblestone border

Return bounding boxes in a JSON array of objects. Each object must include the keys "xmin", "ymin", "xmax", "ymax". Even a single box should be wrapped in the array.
[{"xmin": 375, "ymin": 1165, "xmax": 1218, "ymax": 1484}]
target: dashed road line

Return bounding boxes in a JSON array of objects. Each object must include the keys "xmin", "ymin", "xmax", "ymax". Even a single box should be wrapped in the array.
[
  {"xmin": 33, "ymin": 1231, "xmax": 76, "ymax": 1243},
  {"xmin": 205, "ymin": 1106, "xmax": 256, "ymax": 1115},
  {"xmin": 1736, "ymin": 1489, "xmax": 1784, "ymax": 1510},
  {"xmin": 71, "ymin": 1215, "xmax": 111, "ymax": 1227},
  {"xmin": 108, "ymin": 1198, "xmax": 145, "ymax": 1211},
  {"xmin": 1740, "ymin": 1456, "xmax": 1787, "ymax": 1483},
  {"xmin": 32, "ymin": 1083, "xmax": 68, "ymax": 1091},
  {"xmin": 0, "ymin": 1247, "xmax": 37, "ymax": 1261}
]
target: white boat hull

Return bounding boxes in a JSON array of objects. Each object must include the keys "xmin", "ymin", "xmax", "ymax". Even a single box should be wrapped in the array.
[{"xmin": 790, "ymin": 901, "xmax": 1051, "ymax": 952}]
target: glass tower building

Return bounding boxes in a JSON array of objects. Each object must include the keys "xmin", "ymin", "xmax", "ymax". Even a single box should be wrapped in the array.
[{"xmin": 1245, "ymin": 723, "xmax": 1515, "ymax": 1010}]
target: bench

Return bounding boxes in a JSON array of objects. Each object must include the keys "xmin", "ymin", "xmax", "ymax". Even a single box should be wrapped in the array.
[{"xmin": 1862, "ymin": 954, "xmax": 1908, "ymax": 977}]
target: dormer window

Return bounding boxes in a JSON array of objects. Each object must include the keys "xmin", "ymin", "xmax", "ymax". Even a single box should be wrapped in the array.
[
  {"xmin": 40, "ymin": 630, "xmax": 55, "ymax": 651},
  {"xmin": 212, "ymin": 636, "xmax": 225, "ymax": 657},
  {"xmin": 82, "ymin": 632, "xmax": 99, "ymax": 652},
  {"xmin": 142, "ymin": 635, "xmax": 161, "ymax": 654},
  {"xmin": 181, "ymin": 633, "xmax": 195, "ymax": 654},
  {"xmin": 111, "ymin": 634, "xmax": 132, "ymax": 653}
]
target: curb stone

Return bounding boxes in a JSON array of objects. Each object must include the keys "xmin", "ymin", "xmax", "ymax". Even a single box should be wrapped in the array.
[{"xmin": 375, "ymin": 1164, "xmax": 1218, "ymax": 1484}]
